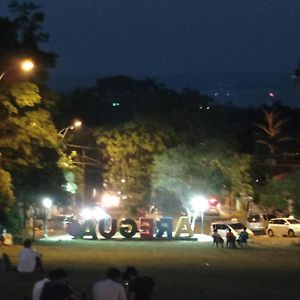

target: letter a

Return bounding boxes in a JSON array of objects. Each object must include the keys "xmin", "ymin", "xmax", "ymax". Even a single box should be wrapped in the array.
[{"xmin": 174, "ymin": 216, "xmax": 193, "ymax": 238}]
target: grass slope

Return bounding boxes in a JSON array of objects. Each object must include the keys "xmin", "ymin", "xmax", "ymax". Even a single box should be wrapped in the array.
[{"xmin": 1, "ymin": 240, "xmax": 300, "ymax": 300}]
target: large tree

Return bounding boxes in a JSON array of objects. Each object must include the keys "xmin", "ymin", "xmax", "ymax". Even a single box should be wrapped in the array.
[
  {"xmin": 0, "ymin": 1, "xmax": 63, "ymax": 231},
  {"xmin": 152, "ymin": 143, "xmax": 253, "ymax": 214},
  {"xmin": 96, "ymin": 121, "xmax": 171, "ymax": 212}
]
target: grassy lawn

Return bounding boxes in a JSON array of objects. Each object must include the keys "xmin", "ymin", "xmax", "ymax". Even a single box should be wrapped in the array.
[{"xmin": 1, "ymin": 239, "xmax": 300, "ymax": 300}]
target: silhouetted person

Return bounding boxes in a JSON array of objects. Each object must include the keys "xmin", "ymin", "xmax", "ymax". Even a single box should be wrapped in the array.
[
  {"xmin": 1, "ymin": 253, "xmax": 13, "ymax": 271},
  {"xmin": 40, "ymin": 268, "xmax": 78, "ymax": 300},
  {"xmin": 123, "ymin": 266, "xmax": 139, "ymax": 297},
  {"xmin": 211, "ymin": 228, "xmax": 224, "ymax": 247},
  {"xmin": 237, "ymin": 227, "xmax": 249, "ymax": 247},
  {"xmin": 129, "ymin": 276, "xmax": 157, "ymax": 300},
  {"xmin": 226, "ymin": 229, "xmax": 236, "ymax": 248},
  {"xmin": 33, "ymin": 269, "xmax": 61, "ymax": 300}
]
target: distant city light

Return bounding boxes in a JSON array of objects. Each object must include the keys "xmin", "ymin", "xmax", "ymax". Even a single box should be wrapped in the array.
[{"xmin": 268, "ymin": 92, "xmax": 275, "ymax": 98}]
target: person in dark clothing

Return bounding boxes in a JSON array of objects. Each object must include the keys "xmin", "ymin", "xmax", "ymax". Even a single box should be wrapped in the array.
[
  {"xmin": 123, "ymin": 266, "xmax": 139, "ymax": 298},
  {"xmin": 40, "ymin": 268, "xmax": 78, "ymax": 300},
  {"xmin": 130, "ymin": 276, "xmax": 157, "ymax": 300}
]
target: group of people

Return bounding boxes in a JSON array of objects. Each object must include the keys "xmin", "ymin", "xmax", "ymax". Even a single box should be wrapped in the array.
[
  {"xmin": 212, "ymin": 227, "xmax": 249, "ymax": 248},
  {"xmin": 2, "ymin": 239, "xmax": 157, "ymax": 300},
  {"xmin": 32, "ymin": 265, "xmax": 156, "ymax": 300}
]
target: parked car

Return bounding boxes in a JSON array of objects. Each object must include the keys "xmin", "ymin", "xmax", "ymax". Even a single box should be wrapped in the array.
[
  {"xmin": 246, "ymin": 213, "xmax": 277, "ymax": 234},
  {"xmin": 266, "ymin": 218, "xmax": 300, "ymax": 237},
  {"xmin": 211, "ymin": 221, "xmax": 254, "ymax": 240}
]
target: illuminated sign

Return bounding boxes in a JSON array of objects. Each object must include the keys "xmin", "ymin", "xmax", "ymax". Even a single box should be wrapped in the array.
[{"xmin": 66, "ymin": 216, "xmax": 195, "ymax": 240}]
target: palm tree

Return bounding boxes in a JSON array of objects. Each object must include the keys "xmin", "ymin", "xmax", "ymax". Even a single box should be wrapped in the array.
[
  {"xmin": 293, "ymin": 63, "xmax": 300, "ymax": 88},
  {"xmin": 254, "ymin": 110, "xmax": 292, "ymax": 157}
]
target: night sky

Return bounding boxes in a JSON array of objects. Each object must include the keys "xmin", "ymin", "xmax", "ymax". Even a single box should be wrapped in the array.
[{"xmin": 1, "ymin": 1, "xmax": 300, "ymax": 104}]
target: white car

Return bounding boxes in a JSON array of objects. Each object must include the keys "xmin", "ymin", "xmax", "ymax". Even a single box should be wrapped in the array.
[
  {"xmin": 211, "ymin": 221, "xmax": 254, "ymax": 240},
  {"xmin": 267, "ymin": 218, "xmax": 300, "ymax": 237}
]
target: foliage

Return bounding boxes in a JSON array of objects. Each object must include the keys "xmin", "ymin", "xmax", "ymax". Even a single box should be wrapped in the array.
[
  {"xmin": 152, "ymin": 144, "xmax": 253, "ymax": 212},
  {"xmin": 0, "ymin": 202, "xmax": 23, "ymax": 234},
  {"xmin": 0, "ymin": 82, "xmax": 59, "ymax": 168},
  {"xmin": 257, "ymin": 170, "xmax": 300, "ymax": 215},
  {"xmin": 0, "ymin": 1, "xmax": 65, "ymax": 228},
  {"xmin": 0, "ymin": 168, "xmax": 15, "ymax": 207},
  {"xmin": 96, "ymin": 121, "xmax": 170, "ymax": 211}
]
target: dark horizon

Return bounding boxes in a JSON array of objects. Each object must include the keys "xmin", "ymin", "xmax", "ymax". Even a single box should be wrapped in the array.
[
  {"xmin": 1, "ymin": 1, "xmax": 300, "ymax": 106},
  {"xmin": 48, "ymin": 70, "xmax": 299, "ymax": 107}
]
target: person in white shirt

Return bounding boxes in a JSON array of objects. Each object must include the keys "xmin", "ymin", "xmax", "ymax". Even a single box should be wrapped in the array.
[
  {"xmin": 92, "ymin": 267, "xmax": 127, "ymax": 300},
  {"xmin": 32, "ymin": 278, "xmax": 49, "ymax": 300},
  {"xmin": 17, "ymin": 239, "xmax": 43, "ymax": 273}
]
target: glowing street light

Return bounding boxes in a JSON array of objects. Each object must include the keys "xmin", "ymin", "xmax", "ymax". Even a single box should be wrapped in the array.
[
  {"xmin": 58, "ymin": 120, "xmax": 82, "ymax": 139},
  {"xmin": 0, "ymin": 59, "xmax": 35, "ymax": 81},
  {"xmin": 42, "ymin": 197, "xmax": 52, "ymax": 237},
  {"xmin": 191, "ymin": 195, "xmax": 209, "ymax": 234},
  {"xmin": 21, "ymin": 60, "xmax": 35, "ymax": 72}
]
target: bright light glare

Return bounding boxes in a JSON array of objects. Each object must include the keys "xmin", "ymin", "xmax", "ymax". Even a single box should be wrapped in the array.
[
  {"xmin": 80, "ymin": 208, "xmax": 93, "ymax": 220},
  {"xmin": 80, "ymin": 206, "xmax": 109, "ymax": 221},
  {"xmin": 21, "ymin": 60, "xmax": 34, "ymax": 72},
  {"xmin": 73, "ymin": 120, "xmax": 82, "ymax": 128},
  {"xmin": 191, "ymin": 195, "xmax": 209, "ymax": 212},
  {"xmin": 102, "ymin": 193, "xmax": 120, "ymax": 208},
  {"xmin": 42, "ymin": 197, "xmax": 52, "ymax": 209},
  {"xmin": 93, "ymin": 206, "xmax": 107, "ymax": 221}
]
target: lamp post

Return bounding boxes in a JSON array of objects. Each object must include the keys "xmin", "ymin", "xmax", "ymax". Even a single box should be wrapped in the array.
[
  {"xmin": 191, "ymin": 195, "xmax": 209, "ymax": 234},
  {"xmin": 58, "ymin": 120, "xmax": 82, "ymax": 139},
  {"xmin": 42, "ymin": 197, "xmax": 52, "ymax": 238},
  {"xmin": 0, "ymin": 59, "xmax": 34, "ymax": 81}
]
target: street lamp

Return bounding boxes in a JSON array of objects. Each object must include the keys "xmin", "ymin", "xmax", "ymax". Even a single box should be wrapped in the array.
[
  {"xmin": 58, "ymin": 120, "xmax": 82, "ymax": 139},
  {"xmin": 0, "ymin": 59, "xmax": 35, "ymax": 81},
  {"xmin": 42, "ymin": 197, "xmax": 52, "ymax": 238},
  {"xmin": 191, "ymin": 195, "xmax": 209, "ymax": 234}
]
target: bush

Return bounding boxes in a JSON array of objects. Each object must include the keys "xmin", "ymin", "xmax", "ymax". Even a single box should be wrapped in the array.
[{"xmin": 0, "ymin": 205, "xmax": 23, "ymax": 234}]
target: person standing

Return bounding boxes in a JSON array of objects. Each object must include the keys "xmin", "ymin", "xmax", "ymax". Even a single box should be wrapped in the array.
[
  {"xmin": 92, "ymin": 267, "xmax": 127, "ymax": 300},
  {"xmin": 17, "ymin": 239, "xmax": 43, "ymax": 273}
]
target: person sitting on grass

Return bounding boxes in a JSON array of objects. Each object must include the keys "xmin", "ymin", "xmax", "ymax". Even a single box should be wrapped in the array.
[
  {"xmin": 33, "ymin": 269, "xmax": 56, "ymax": 300},
  {"xmin": 17, "ymin": 239, "xmax": 44, "ymax": 273},
  {"xmin": 211, "ymin": 228, "xmax": 224, "ymax": 248},
  {"xmin": 237, "ymin": 227, "xmax": 249, "ymax": 247},
  {"xmin": 1, "ymin": 253, "xmax": 13, "ymax": 271},
  {"xmin": 226, "ymin": 229, "xmax": 236, "ymax": 248},
  {"xmin": 92, "ymin": 267, "xmax": 127, "ymax": 300},
  {"xmin": 129, "ymin": 276, "xmax": 157, "ymax": 300},
  {"xmin": 123, "ymin": 266, "xmax": 139, "ymax": 297},
  {"xmin": 40, "ymin": 268, "xmax": 79, "ymax": 300}
]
